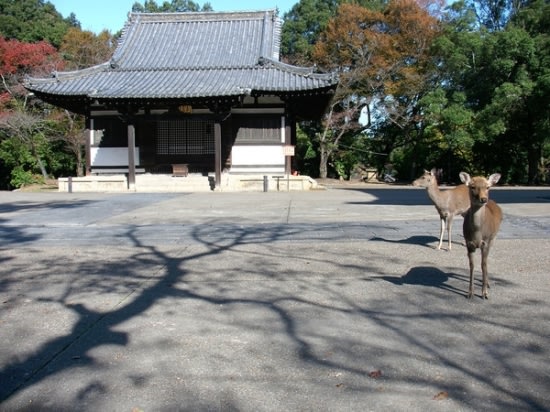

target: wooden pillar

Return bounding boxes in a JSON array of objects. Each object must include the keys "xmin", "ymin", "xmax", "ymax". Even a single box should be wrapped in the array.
[
  {"xmin": 214, "ymin": 120, "xmax": 222, "ymax": 189},
  {"xmin": 128, "ymin": 122, "xmax": 136, "ymax": 191},
  {"xmin": 86, "ymin": 117, "xmax": 93, "ymax": 176},
  {"xmin": 285, "ymin": 115, "xmax": 292, "ymax": 175}
]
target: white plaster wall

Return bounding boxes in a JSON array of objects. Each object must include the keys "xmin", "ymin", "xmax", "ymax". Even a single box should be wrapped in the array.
[
  {"xmin": 231, "ymin": 146, "xmax": 285, "ymax": 173},
  {"xmin": 91, "ymin": 147, "xmax": 140, "ymax": 166}
]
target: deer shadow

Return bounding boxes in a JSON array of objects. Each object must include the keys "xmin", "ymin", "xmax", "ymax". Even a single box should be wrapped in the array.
[
  {"xmin": 377, "ymin": 266, "xmax": 467, "ymax": 297},
  {"xmin": 370, "ymin": 235, "xmax": 440, "ymax": 249}
]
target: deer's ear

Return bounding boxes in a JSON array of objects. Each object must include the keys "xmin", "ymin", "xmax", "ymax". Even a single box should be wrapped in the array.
[
  {"xmin": 488, "ymin": 173, "xmax": 501, "ymax": 186},
  {"xmin": 430, "ymin": 168, "xmax": 437, "ymax": 175},
  {"xmin": 459, "ymin": 172, "xmax": 471, "ymax": 185}
]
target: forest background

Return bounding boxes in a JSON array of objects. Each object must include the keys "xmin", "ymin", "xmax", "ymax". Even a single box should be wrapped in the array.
[{"xmin": 0, "ymin": 0, "xmax": 548, "ymax": 189}]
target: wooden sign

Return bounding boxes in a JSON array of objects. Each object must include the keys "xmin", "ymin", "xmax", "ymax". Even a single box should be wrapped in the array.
[{"xmin": 283, "ymin": 145, "xmax": 295, "ymax": 156}]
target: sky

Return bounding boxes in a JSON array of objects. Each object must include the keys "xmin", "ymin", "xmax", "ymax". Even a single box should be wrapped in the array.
[{"xmin": 49, "ymin": 0, "xmax": 297, "ymax": 34}]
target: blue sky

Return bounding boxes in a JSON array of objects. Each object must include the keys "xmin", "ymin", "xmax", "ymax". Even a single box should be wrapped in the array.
[{"xmin": 50, "ymin": 1, "xmax": 297, "ymax": 34}]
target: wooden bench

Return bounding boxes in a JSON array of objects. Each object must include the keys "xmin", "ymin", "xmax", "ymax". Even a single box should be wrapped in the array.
[{"xmin": 172, "ymin": 164, "xmax": 189, "ymax": 177}]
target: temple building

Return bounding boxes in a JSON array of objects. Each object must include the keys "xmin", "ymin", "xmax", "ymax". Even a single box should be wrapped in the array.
[{"xmin": 25, "ymin": 10, "xmax": 338, "ymax": 191}]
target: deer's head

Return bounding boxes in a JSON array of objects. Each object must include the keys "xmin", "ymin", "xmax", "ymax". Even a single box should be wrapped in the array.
[
  {"xmin": 459, "ymin": 172, "xmax": 501, "ymax": 206},
  {"xmin": 413, "ymin": 168, "xmax": 438, "ymax": 187}
]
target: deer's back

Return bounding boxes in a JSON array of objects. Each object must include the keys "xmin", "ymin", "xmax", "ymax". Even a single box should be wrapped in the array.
[
  {"xmin": 453, "ymin": 184, "xmax": 471, "ymax": 214},
  {"xmin": 432, "ymin": 184, "xmax": 470, "ymax": 216}
]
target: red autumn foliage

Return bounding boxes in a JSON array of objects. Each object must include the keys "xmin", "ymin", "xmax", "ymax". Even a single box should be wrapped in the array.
[
  {"xmin": 0, "ymin": 37, "xmax": 64, "ymax": 76},
  {"xmin": 0, "ymin": 37, "xmax": 64, "ymax": 108}
]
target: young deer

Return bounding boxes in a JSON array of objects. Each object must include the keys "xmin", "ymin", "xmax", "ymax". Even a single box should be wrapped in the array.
[
  {"xmin": 459, "ymin": 172, "xmax": 503, "ymax": 299},
  {"xmin": 413, "ymin": 168, "xmax": 470, "ymax": 250}
]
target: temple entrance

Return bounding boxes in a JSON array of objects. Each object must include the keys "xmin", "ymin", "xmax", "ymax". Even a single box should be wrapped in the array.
[{"xmin": 152, "ymin": 117, "xmax": 215, "ymax": 175}]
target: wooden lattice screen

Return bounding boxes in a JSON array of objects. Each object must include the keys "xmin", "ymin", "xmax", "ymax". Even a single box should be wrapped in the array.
[{"xmin": 157, "ymin": 119, "xmax": 214, "ymax": 155}]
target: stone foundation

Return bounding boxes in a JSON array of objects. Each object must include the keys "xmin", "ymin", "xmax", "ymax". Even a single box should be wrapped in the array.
[{"xmin": 58, "ymin": 174, "xmax": 321, "ymax": 193}]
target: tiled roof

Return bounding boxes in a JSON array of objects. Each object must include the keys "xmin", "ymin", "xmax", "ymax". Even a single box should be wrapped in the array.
[{"xmin": 25, "ymin": 10, "xmax": 337, "ymax": 100}]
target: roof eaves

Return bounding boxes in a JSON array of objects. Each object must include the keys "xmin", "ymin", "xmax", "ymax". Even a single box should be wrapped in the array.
[
  {"xmin": 258, "ymin": 57, "xmax": 339, "ymax": 83},
  {"xmin": 25, "ymin": 62, "xmax": 111, "ymax": 85}
]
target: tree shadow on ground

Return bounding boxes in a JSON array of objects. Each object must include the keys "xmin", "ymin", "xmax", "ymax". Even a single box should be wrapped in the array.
[
  {"xmin": 0, "ymin": 222, "xmax": 547, "ymax": 411},
  {"xmin": 0, "ymin": 218, "xmax": 41, "ymax": 246},
  {"xmin": 0, "ymin": 223, "xmax": 362, "ymax": 403}
]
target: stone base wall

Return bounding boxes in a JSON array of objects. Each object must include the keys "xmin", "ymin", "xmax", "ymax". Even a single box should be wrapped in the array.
[
  {"xmin": 58, "ymin": 174, "xmax": 320, "ymax": 193},
  {"xmin": 58, "ymin": 175, "xmax": 127, "ymax": 192}
]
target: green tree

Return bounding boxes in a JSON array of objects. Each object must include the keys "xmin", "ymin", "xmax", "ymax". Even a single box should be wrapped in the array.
[
  {"xmin": 0, "ymin": 107, "xmax": 51, "ymax": 183},
  {"xmin": 294, "ymin": 123, "xmax": 319, "ymax": 176},
  {"xmin": 432, "ymin": 0, "xmax": 550, "ymax": 183},
  {"xmin": 510, "ymin": 0, "xmax": 550, "ymax": 183},
  {"xmin": 47, "ymin": 109, "xmax": 86, "ymax": 177},
  {"xmin": 417, "ymin": 89, "xmax": 475, "ymax": 179},
  {"xmin": 0, "ymin": 0, "xmax": 77, "ymax": 47},
  {"xmin": 0, "ymin": 36, "xmax": 65, "ymax": 188},
  {"xmin": 0, "ymin": 1, "xmax": 90, "ymax": 188},
  {"xmin": 280, "ymin": 0, "xmax": 340, "ymax": 65},
  {"xmin": 0, "ymin": 133, "xmax": 44, "ymax": 187}
]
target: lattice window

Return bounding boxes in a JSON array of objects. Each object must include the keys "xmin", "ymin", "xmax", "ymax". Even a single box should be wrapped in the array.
[{"xmin": 157, "ymin": 119, "xmax": 214, "ymax": 154}]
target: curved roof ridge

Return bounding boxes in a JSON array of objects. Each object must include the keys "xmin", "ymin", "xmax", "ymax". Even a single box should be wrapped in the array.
[
  {"xmin": 258, "ymin": 57, "xmax": 338, "ymax": 80},
  {"xmin": 127, "ymin": 10, "xmax": 277, "ymax": 22},
  {"xmin": 25, "ymin": 62, "xmax": 111, "ymax": 84},
  {"xmin": 112, "ymin": 64, "xmax": 259, "ymax": 72}
]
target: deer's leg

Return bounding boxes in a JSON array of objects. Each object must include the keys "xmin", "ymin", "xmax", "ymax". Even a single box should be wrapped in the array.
[
  {"xmin": 447, "ymin": 215, "xmax": 454, "ymax": 251},
  {"xmin": 467, "ymin": 245, "xmax": 476, "ymax": 298},
  {"xmin": 481, "ymin": 244, "xmax": 490, "ymax": 299},
  {"xmin": 438, "ymin": 216, "xmax": 445, "ymax": 250}
]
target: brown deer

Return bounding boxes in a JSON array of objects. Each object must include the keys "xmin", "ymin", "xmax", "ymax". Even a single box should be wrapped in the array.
[
  {"xmin": 413, "ymin": 168, "xmax": 470, "ymax": 250},
  {"xmin": 459, "ymin": 172, "xmax": 503, "ymax": 299}
]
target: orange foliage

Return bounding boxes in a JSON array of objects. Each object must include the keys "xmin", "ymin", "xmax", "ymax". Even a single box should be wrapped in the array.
[
  {"xmin": 313, "ymin": 0, "xmax": 441, "ymax": 99},
  {"xmin": 60, "ymin": 28, "xmax": 116, "ymax": 70}
]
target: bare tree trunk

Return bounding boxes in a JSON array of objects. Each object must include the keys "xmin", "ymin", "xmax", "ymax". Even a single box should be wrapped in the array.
[
  {"xmin": 36, "ymin": 157, "xmax": 49, "ymax": 179},
  {"xmin": 319, "ymin": 145, "xmax": 329, "ymax": 178},
  {"xmin": 318, "ymin": 105, "xmax": 334, "ymax": 179},
  {"xmin": 29, "ymin": 143, "xmax": 49, "ymax": 179},
  {"xmin": 62, "ymin": 110, "xmax": 86, "ymax": 177},
  {"xmin": 76, "ymin": 148, "xmax": 84, "ymax": 177},
  {"xmin": 527, "ymin": 144, "xmax": 541, "ymax": 185},
  {"xmin": 33, "ymin": 149, "xmax": 49, "ymax": 180}
]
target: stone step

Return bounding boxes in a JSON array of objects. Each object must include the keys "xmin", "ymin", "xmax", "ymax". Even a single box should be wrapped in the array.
[{"xmin": 135, "ymin": 174, "xmax": 213, "ymax": 192}]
